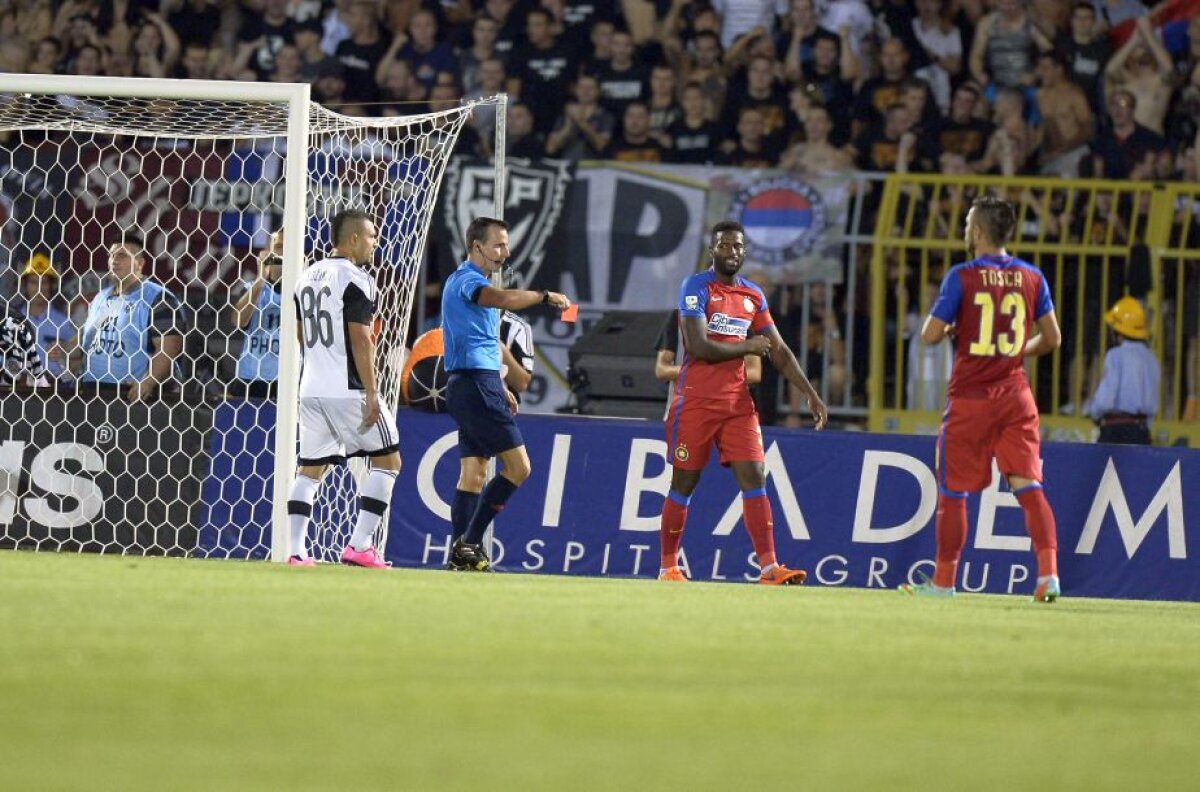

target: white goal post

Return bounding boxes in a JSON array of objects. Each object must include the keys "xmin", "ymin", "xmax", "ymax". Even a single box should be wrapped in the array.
[{"xmin": 0, "ymin": 74, "xmax": 505, "ymax": 563}]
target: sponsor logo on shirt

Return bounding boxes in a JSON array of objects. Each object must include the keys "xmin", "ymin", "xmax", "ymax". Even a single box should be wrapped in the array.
[
  {"xmin": 685, "ymin": 295, "xmax": 699, "ymax": 310},
  {"xmin": 707, "ymin": 313, "xmax": 751, "ymax": 338}
]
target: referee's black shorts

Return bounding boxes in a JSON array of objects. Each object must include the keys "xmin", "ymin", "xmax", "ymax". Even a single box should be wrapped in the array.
[{"xmin": 446, "ymin": 369, "xmax": 523, "ymax": 458}]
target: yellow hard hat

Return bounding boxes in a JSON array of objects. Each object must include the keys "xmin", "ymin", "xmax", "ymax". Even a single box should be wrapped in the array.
[
  {"xmin": 20, "ymin": 252, "xmax": 58, "ymax": 279},
  {"xmin": 1105, "ymin": 296, "xmax": 1149, "ymax": 340}
]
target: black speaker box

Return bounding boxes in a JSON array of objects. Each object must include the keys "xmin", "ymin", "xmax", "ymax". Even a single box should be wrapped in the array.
[{"xmin": 568, "ymin": 310, "xmax": 674, "ymax": 402}]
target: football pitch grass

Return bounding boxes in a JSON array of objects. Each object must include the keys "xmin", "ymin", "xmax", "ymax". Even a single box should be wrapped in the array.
[{"xmin": 2, "ymin": 552, "xmax": 1198, "ymax": 791}]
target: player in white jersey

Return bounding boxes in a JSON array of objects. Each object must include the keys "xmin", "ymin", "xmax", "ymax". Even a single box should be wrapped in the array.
[{"xmin": 284, "ymin": 210, "xmax": 399, "ymax": 569}]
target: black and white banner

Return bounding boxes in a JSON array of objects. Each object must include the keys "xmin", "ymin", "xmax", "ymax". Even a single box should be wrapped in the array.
[{"xmin": 0, "ymin": 394, "xmax": 214, "ymax": 553}]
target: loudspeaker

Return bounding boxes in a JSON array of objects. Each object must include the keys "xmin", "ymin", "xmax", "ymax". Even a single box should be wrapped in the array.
[{"xmin": 569, "ymin": 310, "xmax": 673, "ymax": 403}]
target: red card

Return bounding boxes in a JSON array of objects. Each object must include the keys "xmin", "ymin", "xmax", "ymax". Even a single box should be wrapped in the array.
[{"xmin": 560, "ymin": 303, "xmax": 579, "ymax": 323}]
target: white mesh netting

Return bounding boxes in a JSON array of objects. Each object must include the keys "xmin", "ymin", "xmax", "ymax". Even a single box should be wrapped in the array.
[{"xmin": 0, "ymin": 86, "xmax": 499, "ymax": 560}]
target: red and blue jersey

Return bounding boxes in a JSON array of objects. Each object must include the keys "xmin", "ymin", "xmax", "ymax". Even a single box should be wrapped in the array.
[
  {"xmin": 931, "ymin": 253, "xmax": 1054, "ymax": 398},
  {"xmin": 674, "ymin": 269, "xmax": 774, "ymax": 402}
]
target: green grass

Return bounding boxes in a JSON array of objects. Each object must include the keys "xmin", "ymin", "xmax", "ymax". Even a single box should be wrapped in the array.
[{"xmin": 2, "ymin": 552, "xmax": 1198, "ymax": 791}]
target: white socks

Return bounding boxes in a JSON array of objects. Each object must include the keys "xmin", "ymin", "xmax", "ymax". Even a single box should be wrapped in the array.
[
  {"xmin": 349, "ymin": 468, "xmax": 398, "ymax": 551},
  {"xmin": 287, "ymin": 474, "xmax": 320, "ymax": 559}
]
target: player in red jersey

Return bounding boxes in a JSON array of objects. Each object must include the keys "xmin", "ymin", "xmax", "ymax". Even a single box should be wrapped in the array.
[
  {"xmin": 901, "ymin": 196, "xmax": 1064, "ymax": 602},
  {"xmin": 657, "ymin": 220, "xmax": 828, "ymax": 585}
]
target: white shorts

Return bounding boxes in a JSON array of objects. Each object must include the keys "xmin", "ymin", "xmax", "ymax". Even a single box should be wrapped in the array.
[{"xmin": 297, "ymin": 396, "xmax": 399, "ymax": 466}]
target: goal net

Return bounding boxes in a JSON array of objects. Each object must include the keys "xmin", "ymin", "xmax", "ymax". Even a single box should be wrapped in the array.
[{"xmin": 0, "ymin": 75, "xmax": 503, "ymax": 562}]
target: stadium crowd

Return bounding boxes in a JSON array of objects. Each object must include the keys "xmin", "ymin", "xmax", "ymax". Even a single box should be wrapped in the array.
[
  {"xmin": 1, "ymin": 0, "xmax": 1199, "ymax": 425},
  {"xmin": 0, "ymin": 0, "xmax": 1196, "ymax": 175}
]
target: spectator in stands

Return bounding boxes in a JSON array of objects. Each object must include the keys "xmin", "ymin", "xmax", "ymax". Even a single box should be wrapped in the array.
[
  {"xmin": 294, "ymin": 18, "xmax": 337, "ymax": 83},
  {"xmin": 854, "ymin": 38, "xmax": 912, "ymax": 135},
  {"xmin": 582, "ymin": 16, "xmax": 615, "ymax": 73},
  {"xmin": 233, "ymin": 233, "xmax": 283, "ymax": 399},
  {"xmin": 18, "ymin": 254, "xmax": 75, "ymax": 381},
  {"xmin": 336, "ymin": 1, "xmax": 390, "ymax": 102},
  {"xmin": 647, "ymin": 64, "xmax": 682, "ymax": 146},
  {"xmin": 312, "ymin": 59, "xmax": 348, "ymax": 104},
  {"xmin": 1058, "ymin": 2, "xmax": 1111, "ymax": 111},
  {"xmin": 713, "ymin": 0, "xmax": 788, "ymax": 49},
  {"xmin": 911, "ymin": 0, "xmax": 964, "ymax": 113},
  {"xmin": 820, "ymin": 0, "xmax": 874, "ymax": 57},
  {"xmin": 131, "ymin": 12, "xmax": 180, "ymax": 79},
  {"xmin": 270, "ymin": 44, "xmax": 303, "ymax": 83},
  {"xmin": 237, "ymin": 0, "xmax": 295, "ymax": 81},
  {"xmin": 797, "ymin": 35, "xmax": 854, "ymax": 143},
  {"xmin": 1168, "ymin": 61, "xmax": 1200, "ymax": 150},
  {"xmin": 481, "ymin": 0, "xmax": 522, "ymax": 56},
  {"xmin": 1174, "ymin": 16, "xmax": 1200, "ymax": 80},
  {"xmin": 781, "ymin": 0, "xmax": 839, "ymax": 78},
  {"xmin": 719, "ymin": 106, "xmax": 779, "ymax": 166},
  {"xmin": 71, "ymin": 43, "xmax": 104, "ymax": 76},
  {"xmin": 852, "ymin": 103, "xmax": 918, "ymax": 172},
  {"xmin": 679, "ymin": 30, "xmax": 727, "ymax": 122},
  {"xmin": 68, "ymin": 237, "xmax": 184, "ymax": 403},
  {"xmin": 465, "ymin": 58, "xmax": 508, "ymax": 154},
  {"xmin": 165, "ymin": 0, "xmax": 221, "ymax": 49},
  {"xmin": 396, "ymin": 6, "xmax": 456, "ymax": 91},
  {"xmin": 666, "ymin": 82, "xmax": 722, "ymax": 163},
  {"xmin": 1105, "ymin": 15, "xmax": 1176, "ymax": 135},
  {"xmin": 509, "ymin": 7, "xmax": 576, "ymax": 135},
  {"xmin": 901, "ymin": 77, "xmax": 942, "ymax": 138},
  {"xmin": 458, "ymin": 13, "xmax": 500, "ymax": 96},
  {"xmin": 596, "ymin": 28, "xmax": 649, "ymax": 117},
  {"xmin": 968, "ymin": 0, "xmax": 1053, "ymax": 90},
  {"xmin": 29, "ymin": 36, "xmax": 62, "ymax": 74},
  {"xmin": 604, "ymin": 100, "xmax": 667, "ymax": 162},
  {"xmin": 936, "ymin": 82, "xmax": 994, "ymax": 167},
  {"xmin": 546, "ymin": 73, "xmax": 615, "ymax": 160},
  {"xmin": 780, "ymin": 104, "xmax": 854, "ymax": 171},
  {"xmin": 1036, "ymin": 52, "xmax": 1094, "ymax": 178},
  {"xmin": 725, "ymin": 54, "xmax": 789, "ymax": 142},
  {"xmin": 321, "ymin": 0, "xmax": 355, "ymax": 55},
  {"xmin": 175, "ymin": 43, "xmax": 212, "ymax": 80},
  {"xmin": 507, "ymin": 102, "xmax": 546, "ymax": 158},
  {"xmin": 979, "ymin": 87, "xmax": 1042, "ymax": 174},
  {"xmin": 1091, "ymin": 89, "xmax": 1169, "ymax": 178}
]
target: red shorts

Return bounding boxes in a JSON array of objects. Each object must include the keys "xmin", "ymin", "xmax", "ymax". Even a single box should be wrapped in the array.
[
  {"xmin": 937, "ymin": 388, "xmax": 1042, "ymax": 493},
  {"xmin": 666, "ymin": 396, "xmax": 763, "ymax": 470}
]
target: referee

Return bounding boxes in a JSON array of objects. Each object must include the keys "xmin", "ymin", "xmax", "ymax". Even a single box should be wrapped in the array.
[{"xmin": 442, "ymin": 216, "xmax": 569, "ymax": 572}]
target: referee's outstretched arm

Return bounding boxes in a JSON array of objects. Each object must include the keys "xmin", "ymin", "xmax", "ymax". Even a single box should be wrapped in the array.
[{"xmin": 476, "ymin": 285, "xmax": 570, "ymax": 312}]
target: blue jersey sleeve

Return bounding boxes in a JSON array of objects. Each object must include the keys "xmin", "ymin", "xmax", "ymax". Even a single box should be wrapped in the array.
[
  {"xmin": 459, "ymin": 269, "xmax": 489, "ymax": 304},
  {"xmin": 1033, "ymin": 272, "xmax": 1054, "ymax": 319},
  {"xmin": 678, "ymin": 277, "xmax": 708, "ymax": 318},
  {"xmin": 930, "ymin": 268, "xmax": 963, "ymax": 324}
]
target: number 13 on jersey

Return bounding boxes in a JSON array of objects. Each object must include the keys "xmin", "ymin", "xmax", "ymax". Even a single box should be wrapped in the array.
[{"xmin": 968, "ymin": 292, "xmax": 1027, "ymax": 357}]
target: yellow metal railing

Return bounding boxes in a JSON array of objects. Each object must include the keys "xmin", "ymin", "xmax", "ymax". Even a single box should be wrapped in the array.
[{"xmin": 868, "ymin": 174, "xmax": 1200, "ymax": 446}]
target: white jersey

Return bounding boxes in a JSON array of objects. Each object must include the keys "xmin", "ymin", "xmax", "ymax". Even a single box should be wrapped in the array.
[{"xmin": 295, "ymin": 256, "xmax": 377, "ymax": 398}]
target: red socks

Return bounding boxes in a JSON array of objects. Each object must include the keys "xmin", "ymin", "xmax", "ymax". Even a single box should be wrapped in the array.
[
  {"xmin": 660, "ymin": 492, "xmax": 689, "ymax": 569},
  {"xmin": 1016, "ymin": 485, "xmax": 1058, "ymax": 578},
  {"xmin": 933, "ymin": 494, "xmax": 968, "ymax": 588},
  {"xmin": 742, "ymin": 490, "xmax": 776, "ymax": 569}
]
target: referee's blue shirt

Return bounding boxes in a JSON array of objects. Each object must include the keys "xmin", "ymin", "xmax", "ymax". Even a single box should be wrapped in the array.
[{"xmin": 441, "ymin": 261, "xmax": 500, "ymax": 372}]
